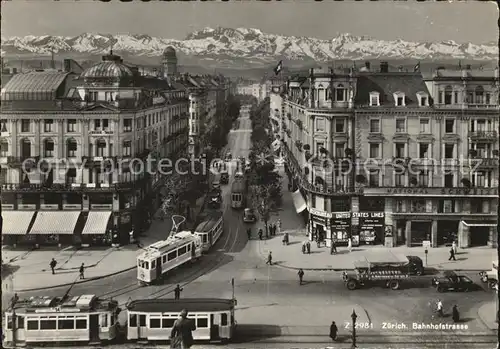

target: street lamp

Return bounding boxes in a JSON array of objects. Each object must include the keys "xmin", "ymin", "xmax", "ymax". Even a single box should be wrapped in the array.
[{"xmin": 351, "ymin": 309, "xmax": 357, "ymax": 348}]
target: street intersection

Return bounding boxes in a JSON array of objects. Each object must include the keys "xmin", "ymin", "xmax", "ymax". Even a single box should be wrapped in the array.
[{"xmin": 6, "ymin": 113, "xmax": 497, "ymax": 347}]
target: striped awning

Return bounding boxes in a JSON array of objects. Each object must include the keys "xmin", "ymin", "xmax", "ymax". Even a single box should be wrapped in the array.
[
  {"xmin": 29, "ymin": 211, "xmax": 81, "ymax": 235},
  {"xmin": 82, "ymin": 211, "xmax": 112, "ymax": 235},
  {"xmin": 2, "ymin": 211, "xmax": 35, "ymax": 235},
  {"xmin": 461, "ymin": 220, "xmax": 497, "ymax": 227},
  {"xmin": 291, "ymin": 189, "xmax": 307, "ymax": 213}
]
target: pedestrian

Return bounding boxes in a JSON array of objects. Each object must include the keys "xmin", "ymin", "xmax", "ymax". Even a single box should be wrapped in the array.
[
  {"xmin": 329, "ymin": 321, "xmax": 338, "ymax": 341},
  {"xmin": 258, "ymin": 229, "xmax": 263, "ymax": 240},
  {"xmin": 347, "ymin": 238, "xmax": 352, "ymax": 253},
  {"xmin": 298, "ymin": 268, "xmax": 304, "ymax": 285},
  {"xmin": 49, "ymin": 258, "xmax": 57, "ymax": 275},
  {"xmin": 273, "ymin": 224, "xmax": 277, "ymax": 236},
  {"xmin": 306, "ymin": 241, "xmax": 311, "ymax": 254},
  {"xmin": 316, "ymin": 235, "xmax": 320, "ymax": 248},
  {"xmin": 436, "ymin": 299, "xmax": 444, "ymax": 317},
  {"xmin": 452, "ymin": 240, "xmax": 457, "ymax": 254},
  {"xmin": 301, "ymin": 241, "xmax": 306, "ymax": 254},
  {"xmin": 170, "ymin": 309, "xmax": 196, "ymax": 349},
  {"xmin": 174, "ymin": 284, "xmax": 183, "ymax": 300},
  {"xmin": 452, "ymin": 305, "xmax": 460, "ymax": 323},
  {"xmin": 247, "ymin": 228, "xmax": 252, "ymax": 240},
  {"xmin": 277, "ymin": 219, "xmax": 281, "ymax": 234},
  {"xmin": 330, "ymin": 240, "xmax": 337, "ymax": 255},
  {"xmin": 79, "ymin": 263, "xmax": 85, "ymax": 279},
  {"xmin": 284, "ymin": 232, "xmax": 289, "ymax": 245},
  {"xmin": 266, "ymin": 252, "xmax": 273, "ymax": 265},
  {"xmin": 448, "ymin": 247, "xmax": 456, "ymax": 261}
]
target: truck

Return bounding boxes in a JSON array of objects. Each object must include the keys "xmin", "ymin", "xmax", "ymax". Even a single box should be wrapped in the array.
[{"xmin": 341, "ymin": 254, "xmax": 424, "ymax": 291}]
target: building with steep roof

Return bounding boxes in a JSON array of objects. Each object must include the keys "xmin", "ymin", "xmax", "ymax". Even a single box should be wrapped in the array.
[
  {"xmin": 280, "ymin": 62, "xmax": 498, "ymax": 250},
  {"xmin": 0, "ymin": 51, "xmax": 189, "ymax": 247}
]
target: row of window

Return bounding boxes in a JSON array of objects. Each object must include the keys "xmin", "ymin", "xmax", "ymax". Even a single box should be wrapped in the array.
[
  {"xmin": 129, "ymin": 314, "xmax": 228, "ymax": 328},
  {"xmin": 7, "ymin": 317, "xmax": 89, "ymax": 331},
  {"xmin": 137, "ymin": 243, "xmax": 192, "ymax": 270},
  {"xmin": 370, "ymin": 118, "xmax": 494, "ymax": 134},
  {"xmin": 289, "ymin": 86, "xmax": 349, "ymax": 103},
  {"xmin": 395, "ymin": 199, "xmax": 493, "ymax": 214},
  {"xmin": 437, "ymin": 86, "xmax": 493, "ymax": 105},
  {"xmin": 367, "ymin": 142, "xmax": 496, "ymax": 159},
  {"xmin": 362, "ymin": 171, "xmax": 494, "ymax": 188}
]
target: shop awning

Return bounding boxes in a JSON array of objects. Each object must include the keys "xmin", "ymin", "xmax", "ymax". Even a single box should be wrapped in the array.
[
  {"xmin": 2, "ymin": 211, "xmax": 35, "ymax": 235},
  {"xmin": 291, "ymin": 189, "xmax": 307, "ymax": 213},
  {"xmin": 461, "ymin": 220, "xmax": 497, "ymax": 227},
  {"xmin": 29, "ymin": 211, "xmax": 81, "ymax": 235},
  {"xmin": 82, "ymin": 211, "xmax": 112, "ymax": 235}
]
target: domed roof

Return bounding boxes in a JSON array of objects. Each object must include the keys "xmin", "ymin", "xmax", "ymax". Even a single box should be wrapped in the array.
[
  {"xmin": 81, "ymin": 51, "xmax": 133, "ymax": 79},
  {"xmin": 163, "ymin": 46, "xmax": 177, "ymax": 56}
]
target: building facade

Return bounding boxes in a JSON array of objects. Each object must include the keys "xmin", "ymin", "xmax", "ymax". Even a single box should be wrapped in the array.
[
  {"xmin": 0, "ymin": 51, "xmax": 188, "ymax": 246},
  {"xmin": 281, "ymin": 63, "xmax": 499, "ymax": 248}
]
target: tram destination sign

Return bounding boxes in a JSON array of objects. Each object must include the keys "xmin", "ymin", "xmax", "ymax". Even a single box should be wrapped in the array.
[{"xmin": 363, "ymin": 187, "xmax": 498, "ymax": 197}]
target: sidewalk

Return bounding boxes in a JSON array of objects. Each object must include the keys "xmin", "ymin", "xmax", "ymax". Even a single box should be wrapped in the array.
[
  {"xmin": 1, "ymin": 195, "xmax": 207, "ymax": 293},
  {"xmin": 257, "ymin": 233, "xmax": 496, "ymax": 271},
  {"xmin": 478, "ymin": 301, "xmax": 498, "ymax": 330}
]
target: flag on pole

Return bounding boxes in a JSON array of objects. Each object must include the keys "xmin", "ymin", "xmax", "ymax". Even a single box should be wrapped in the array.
[
  {"xmin": 273, "ymin": 60, "xmax": 283, "ymax": 76},
  {"xmin": 413, "ymin": 61, "xmax": 420, "ymax": 72}
]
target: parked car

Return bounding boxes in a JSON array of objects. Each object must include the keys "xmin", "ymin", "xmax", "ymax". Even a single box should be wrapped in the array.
[
  {"xmin": 243, "ymin": 208, "xmax": 256, "ymax": 223},
  {"xmin": 431, "ymin": 271, "xmax": 477, "ymax": 292},
  {"xmin": 220, "ymin": 170, "xmax": 229, "ymax": 184}
]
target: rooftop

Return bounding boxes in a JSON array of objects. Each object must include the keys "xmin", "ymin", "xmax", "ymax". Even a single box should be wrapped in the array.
[
  {"xmin": 127, "ymin": 298, "xmax": 234, "ymax": 313},
  {"xmin": 1, "ymin": 71, "xmax": 69, "ymax": 95},
  {"xmin": 9, "ymin": 294, "xmax": 118, "ymax": 314}
]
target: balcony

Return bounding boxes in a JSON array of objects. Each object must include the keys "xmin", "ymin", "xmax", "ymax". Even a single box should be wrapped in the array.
[
  {"xmin": 468, "ymin": 131, "xmax": 498, "ymax": 141},
  {"xmin": 434, "ymin": 103, "xmax": 499, "ymax": 110},
  {"xmin": 464, "ymin": 157, "xmax": 499, "ymax": 169},
  {"xmin": 81, "ymin": 156, "xmax": 119, "ymax": 167}
]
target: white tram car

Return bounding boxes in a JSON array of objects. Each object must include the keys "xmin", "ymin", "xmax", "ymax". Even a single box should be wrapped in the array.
[
  {"xmin": 137, "ymin": 231, "xmax": 202, "ymax": 285},
  {"xmin": 126, "ymin": 298, "xmax": 236, "ymax": 343},
  {"xmin": 3, "ymin": 295, "xmax": 119, "ymax": 346},
  {"xmin": 194, "ymin": 210, "xmax": 224, "ymax": 252}
]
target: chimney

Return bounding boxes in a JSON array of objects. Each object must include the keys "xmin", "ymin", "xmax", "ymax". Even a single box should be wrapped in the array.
[
  {"xmin": 64, "ymin": 59, "xmax": 71, "ymax": 73},
  {"xmin": 365, "ymin": 62, "xmax": 370, "ymax": 71},
  {"xmin": 380, "ymin": 61, "xmax": 389, "ymax": 73}
]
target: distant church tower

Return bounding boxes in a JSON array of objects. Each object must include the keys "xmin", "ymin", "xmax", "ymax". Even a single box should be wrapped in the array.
[{"xmin": 162, "ymin": 46, "xmax": 178, "ymax": 81}]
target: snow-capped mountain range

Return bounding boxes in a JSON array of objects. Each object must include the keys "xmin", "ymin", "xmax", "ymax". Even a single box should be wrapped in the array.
[{"xmin": 1, "ymin": 27, "xmax": 497, "ymax": 63}]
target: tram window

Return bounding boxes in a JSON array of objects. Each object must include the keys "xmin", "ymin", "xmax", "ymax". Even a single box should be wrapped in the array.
[
  {"xmin": 139, "ymin": 315, "xmax": 146, "ymax": 327},
  {"xmin": 151, "ymin": 260, "xmax": 156, "ymax": 269},
  {"xmin": 7, "ymin": 316, "xmax": 12, "ymax": 329},
  {"xmin": 197, "ymin": 318, "xmax": 208, "ymax": 328},
  {"xmin": 18, "ymin": 316, "xmax": 25, "ymax": 329},
  {"xmin": 202, "ymin": 235, "xmax": 208, "ymax": 243},
  {"xmin": 144, "ymin": 261, "xmax": 149, "ymax": 269},
  {"xmin": 58, "ymin": 319, "xmax": 75, "ymax": 330},
  {"xmin": 162, "ymin": 318, "xmax": 175, "ymax": 328},
  {"xmin": 150, "ymin": 318, "xmax": 161, "ymax": 328},
  {"xmin": 40, "ymin": 319, "xmax": 57, "ymax": 330},
  {"xmin": 163, "ymin": 255, "xmax": 167, "ymax": 263},
  {"xmin": 75, "ymin": 319, "xmax": 87, "ymax": 329},
  {"xmin": 110, "ymin": 315, "xmax": 115, "ymax": 326},
  {"xmin": 221, "ymin": 313, "xmax": 228, "ymax": 326},
  {"xmin": 137, "ymin": 260, "xmax": 141, "ymax": 267},
  {"xmin": 27, "ymin": 320, "xmax": 39, "ymax": 330},
  {"xmin": 129, "ymin": 314, "xmax": 137, "ymax": 327},
  {"xmin": 187, "ymin": 244, "xmax": 191, "ymax": 251},
  {"xmin": 167, "ymin": 251, "xmax": 177, "ymax": 261},
  {"xmin": 179, "ymin": 246, "xmax": 187, "ymax": 255},
  {"xmin": 100, "ymin": 314, "xmax": 108, "ymax": 327}
]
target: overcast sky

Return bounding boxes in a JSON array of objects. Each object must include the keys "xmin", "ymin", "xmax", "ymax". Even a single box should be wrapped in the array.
[{"xmin": 2, "ymin": 1, "xmax": 497, "ymax": 44}]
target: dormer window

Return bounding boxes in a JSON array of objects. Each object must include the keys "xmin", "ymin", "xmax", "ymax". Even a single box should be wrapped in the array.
[
  {"xmin": 416, "ymin": 91, "xmax": 429, "ymax": 107},
  {"xmin": 369, "ymin": 92, "xmax": 380, "ymax": 106},
  {"xmin": 393, "ymin": 92, "xmax": 405, "ymax": 106}
]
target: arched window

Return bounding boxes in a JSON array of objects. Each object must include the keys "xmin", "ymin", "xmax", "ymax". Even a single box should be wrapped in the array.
[
  {"xmin": 20, "ymin": 138, "xmax": 31, "ymax": 158},
  {"xmin": 444, "ymin": 86, "xmax": 453, "ymax": 105},
  {"xmin": 96, "ymin": 139, "xmax": 106, "ymax": 157},
  {"xmin": 335, "ymin": 84, "xmax": 345, "ymax": 102},
  {"xmin": 66, "ymin": 138, "xmax": 77, "ymax": 158},
  {"xmin": 475, "ymin": 86, "xmax": 484, "ymax": 104},
  {"xmin": 44, "ymin": 139, "xmax": 55, "ymax": 158}
]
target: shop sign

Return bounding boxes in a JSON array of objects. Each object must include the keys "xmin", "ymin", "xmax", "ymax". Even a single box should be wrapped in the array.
[
  {"xmin": 353, "ymin": 212, "xmax": 385, "ymax": 242},
  {"xmin": 364, "ymin": 187, "xmax": 498, "ymax": 197},
  {"xmin": 309, "ymin": 208, "xmax": 333, "ymax": 219},
  {"xmin": 331, "ymin": 212, "xmax": 350, "ymax": 229}
]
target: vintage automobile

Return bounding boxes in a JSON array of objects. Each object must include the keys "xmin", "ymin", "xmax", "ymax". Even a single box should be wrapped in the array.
[
  {"xmin": 234, "ymin": 171, "xmax": 244, "ymax": 180},
  {"xmin": 207, "ymin": 190, "xmax": 222, "ymax": 208},
  {"xmin": 431, "ymin": 271, "xmax": 476, "ymax": 292},
  {"xmin": 479, "ymin": 260, "xmax": 498, "ymax": 289},
  {"xmin": 243, "ymin": 208, "xmax": 256, "ymax": 223},
  {"xmin": 220, "ymin": 170, "xmax": 229, "ymax": 184}
]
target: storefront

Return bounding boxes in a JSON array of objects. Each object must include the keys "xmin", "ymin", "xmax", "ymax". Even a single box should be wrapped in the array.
[
  {"xmin": 307, "ymin": 208, "xmax": 352, "ymax": 247},
  {"xmin": 1, "ymin": 211, "xmax": 36, "ymax": 246},
  {"xmin": 29, "ymin": 211, "xmax": 81, "ymax": 246},
  {"xmin": 353, "ymin": 212, "xmax": 385, "ymax": 245},
  {"xmin": 81, "ymin": 211, "xmax": 112, "ymax": 247}
]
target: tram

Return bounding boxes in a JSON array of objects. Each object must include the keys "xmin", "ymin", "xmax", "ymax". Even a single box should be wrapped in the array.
[
  {"xmin": 194, "ymin": 210, "xmax": 224, "ymax": 252},
  {"xmin": 3, "ymin": 294, "xmax": 119, "ymax": 346},
  {"xmin": 231, "ymin": 179, "xmax": 246, "ymax": 209},
  {"xmin": 137, "ymin": 231, "xmax": 202, "ymax": 285},
  {"xmin": 126, "ymin": 298, "xmax": 236, "ymax": 343}
]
